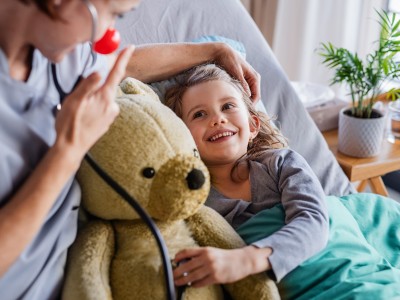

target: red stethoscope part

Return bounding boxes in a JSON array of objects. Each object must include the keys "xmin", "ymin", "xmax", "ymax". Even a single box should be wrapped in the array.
[{"xmin": 93, "ymin": 28, "xmax": 121, "ymax": 54}]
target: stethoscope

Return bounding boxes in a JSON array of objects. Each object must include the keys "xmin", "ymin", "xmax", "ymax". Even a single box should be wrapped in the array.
[
  {"xmin": 51, "ymin": 0, "xmax": 120, "ymax": 109},
  {"xmin": 51, "ymin": 1, "xmax": 177, "ymax": 299}
]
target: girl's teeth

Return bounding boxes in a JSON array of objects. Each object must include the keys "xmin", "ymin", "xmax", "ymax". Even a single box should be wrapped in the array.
[{"xmin": 210, "ymin": 132, "xmax": 233, "ymax": 141}]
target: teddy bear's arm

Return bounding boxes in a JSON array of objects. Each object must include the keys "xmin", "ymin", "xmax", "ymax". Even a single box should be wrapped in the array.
[
  {"xmin": 62, "ymin": 220, "xmax": 115, "ymax": 300},
  {"xmin": 186, "ymin": 206, "xmax": 280, "ymax": 300},
  {"xmin": 186, "ymin": 206, "xmax": 246, "ymax": 249}
]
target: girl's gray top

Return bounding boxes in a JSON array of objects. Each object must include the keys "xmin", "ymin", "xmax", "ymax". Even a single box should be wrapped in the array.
[
  {"xmin": 0, "ymin": 45, "xmax": 108, "ymax": 299},
  {"xmin": 206, "ymin": 148, "xmax": 329, "ymax": 282}
]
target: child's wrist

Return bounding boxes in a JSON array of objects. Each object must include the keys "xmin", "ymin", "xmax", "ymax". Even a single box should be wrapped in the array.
[{"xmin": 243, "ymin": 245, "xmax": 272, "ymax": 275}]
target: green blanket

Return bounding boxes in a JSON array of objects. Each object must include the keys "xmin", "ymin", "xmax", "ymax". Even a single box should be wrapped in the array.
[{"xmin": 236, "ymin": 193, "xmax": 400, "ymax": 300}]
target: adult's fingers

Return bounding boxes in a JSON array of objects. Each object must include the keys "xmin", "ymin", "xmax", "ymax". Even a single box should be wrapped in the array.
[
  {"xmin": 104, "ymin": 45, "xmax": 135, "ymax": 87},
  {"xmin": 244, "ymin": 67, "xmax": 261, "ymax": 102},
  {"xmin": 237, "ymin": 71, "xmax": 252, "ymax": 99},
  {"xmin": 71, "ymin": 72, "xmax": 102, "ymax": 100},
  {"xmin": 238, "ymin": 69, "xmax": 261, "ymax": 102},
  {"xmin": 249, "ymin": 72, "xmax": 261, "ymax": 102}
]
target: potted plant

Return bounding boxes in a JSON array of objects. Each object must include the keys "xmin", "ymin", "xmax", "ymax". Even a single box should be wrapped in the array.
[{"xmin": 319, "ymin": 10, "xmax": 400, "ymax": 157}]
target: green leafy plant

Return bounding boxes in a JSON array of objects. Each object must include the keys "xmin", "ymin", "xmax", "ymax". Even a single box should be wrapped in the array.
[{"xmin": 319, "ymin": 10, "xmax": 400, "ymax": 118}]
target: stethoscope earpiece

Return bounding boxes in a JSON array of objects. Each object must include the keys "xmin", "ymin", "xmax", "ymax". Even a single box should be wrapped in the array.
[{"xmin": 93, "ymin": 27, "xmax": 121, "ymax": 55}]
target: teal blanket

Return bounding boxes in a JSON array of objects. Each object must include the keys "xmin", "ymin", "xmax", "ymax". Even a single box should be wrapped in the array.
[{"xmin": 236, "ymin": 193, "xmax": 400, "ymax": 300}]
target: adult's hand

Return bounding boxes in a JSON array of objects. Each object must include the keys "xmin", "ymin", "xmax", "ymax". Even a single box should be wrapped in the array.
[
  {"xmin": 127, "ymin": 42, "xmax": 260, "ymax": 102},
  {"xmin": 0, "ymin": 46, "xmax": 135, "ymax": 277},
  {"xmin": 54, "ymin": 45, "xmax": 135, "ymax": 166},
  {"xmin": 214, "ymin": 43, "xmax": 261, "ymax": 103}
]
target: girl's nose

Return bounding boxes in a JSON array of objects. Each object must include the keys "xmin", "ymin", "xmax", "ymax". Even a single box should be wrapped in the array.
[{"xmin": 210, "ymin": 113, "xmax": 227, "ymax": 126}]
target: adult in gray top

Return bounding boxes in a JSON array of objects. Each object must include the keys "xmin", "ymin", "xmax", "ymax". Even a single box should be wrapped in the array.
[
  {"xmin": 0, "ymin": 0, "xmax": 260, "ymax": 299},
  {"xmin": 165, "ymin": 64, "xmax": 328, "ymax": 287}
]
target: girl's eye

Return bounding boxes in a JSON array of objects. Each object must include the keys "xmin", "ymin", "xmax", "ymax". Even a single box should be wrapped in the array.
[
  {"xmin": 222, "ymin": 103, "xmax": 235, "ymax": 110},
  {"xmin": 193, "ymin": 111, "xmax": 206, "ymax": 119}
]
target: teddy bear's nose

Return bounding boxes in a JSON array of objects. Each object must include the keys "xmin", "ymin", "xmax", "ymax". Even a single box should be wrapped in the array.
[{"xmin": 186, "ymin": 168, "xmax": 206, "ymax": 190}]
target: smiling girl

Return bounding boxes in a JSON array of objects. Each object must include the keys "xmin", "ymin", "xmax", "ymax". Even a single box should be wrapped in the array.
[{"xmin": 165, "ymin": 64, "xmax": 329, "ymax": 288}]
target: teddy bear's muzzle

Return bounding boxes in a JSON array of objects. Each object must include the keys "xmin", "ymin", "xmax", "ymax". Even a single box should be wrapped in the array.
[{"xmin": 147, "ymin": 155, "xmax": 210, "ymax": 221}]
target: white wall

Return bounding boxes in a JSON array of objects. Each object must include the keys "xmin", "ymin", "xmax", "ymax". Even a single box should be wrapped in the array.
[{"xmin": 270, "ymin": 0, "xmax": 385, "ymax": 98}]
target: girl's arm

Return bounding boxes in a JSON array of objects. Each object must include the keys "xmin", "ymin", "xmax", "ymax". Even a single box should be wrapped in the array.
[
  {"xmin": 174, "ymin": 149, "xmax": 328, "ymax": 286},
  {"xmin": 251, "ymin": 149, "xmax": 329, "ymax": 282},
  {"xmin": 175, "ymin": 206, "xmax": 274, "ymax": 287},
  {"xmin": 0, "ymin": 47, "xmax": 134, "ymax": 277},
  {"xmin": 126, "ymin": 42, "xmax": 261, "ymax": 101}
]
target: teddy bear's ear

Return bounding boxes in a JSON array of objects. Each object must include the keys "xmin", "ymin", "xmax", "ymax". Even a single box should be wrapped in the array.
[{"xmin": 119, "ymin": 77, "xmax": 160, "ymax": 102}]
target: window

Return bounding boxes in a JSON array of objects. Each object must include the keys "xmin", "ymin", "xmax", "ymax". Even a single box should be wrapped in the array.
[
  {"xmin": 386, "ymin": 0, "xmax": 400, "ymax": 85},
  {"xmin": 388, "ymin": 0, "xmax": 400, "ymax": 13}
]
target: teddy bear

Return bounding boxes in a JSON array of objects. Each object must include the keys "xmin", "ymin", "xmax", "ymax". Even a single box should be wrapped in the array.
[{"xmin": 62, "ymin": 78, "xmax": 280, "ymax": 300}]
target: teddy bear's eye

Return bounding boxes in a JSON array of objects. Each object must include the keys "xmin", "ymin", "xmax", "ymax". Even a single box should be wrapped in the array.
[
  {"xmin": 142, "ymin": 167, "xmax": 156, "ymax": 179},
  {"xmin": 193, "ymin": 149, "xmax": 200, "ymax": 158}
]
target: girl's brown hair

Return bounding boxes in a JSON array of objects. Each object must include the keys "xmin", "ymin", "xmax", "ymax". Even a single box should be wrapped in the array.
[{"xmin": 165, "ymin": 64, "xmax": 288, "ymax": 166}]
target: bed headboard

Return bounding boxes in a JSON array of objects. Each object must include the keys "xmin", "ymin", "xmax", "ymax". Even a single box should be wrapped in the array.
[{"xmin": 116, "ymin": 0, "xmax": 355, "ymax": 196}]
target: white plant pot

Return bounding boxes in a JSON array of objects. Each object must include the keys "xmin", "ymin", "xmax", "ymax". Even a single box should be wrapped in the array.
[{"xmin": 338, "ymin": 108, "xmax": 386, "ymax": 158}]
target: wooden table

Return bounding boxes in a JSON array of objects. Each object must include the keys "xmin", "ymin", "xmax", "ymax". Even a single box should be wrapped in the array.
[{"xmin": 323, "ymin": 129, "xmax": 400, "ymax": 196}]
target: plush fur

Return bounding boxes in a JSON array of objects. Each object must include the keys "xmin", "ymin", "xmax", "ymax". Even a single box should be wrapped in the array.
[{"xmin": 62, "ymin": 78, "xmax": 280, "ymax": 300}]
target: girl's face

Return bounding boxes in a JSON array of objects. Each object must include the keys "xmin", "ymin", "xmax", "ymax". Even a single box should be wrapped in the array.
[
  {"xmin": 181, "ymin": 80, "xmax": 259, "ymax": 167},
  {"xmin": 32, "ymin": 0, "xmax": 140, "ymax": 62}
]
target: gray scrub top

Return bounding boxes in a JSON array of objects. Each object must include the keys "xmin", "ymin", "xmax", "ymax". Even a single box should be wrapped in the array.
[{"xmin": 0, "ymin": 44, "xmax": 108, "ymax": 299}]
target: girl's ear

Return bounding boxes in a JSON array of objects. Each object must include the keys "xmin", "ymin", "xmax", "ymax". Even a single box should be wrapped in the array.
[{"xmin": 249, "ymin": 114, "xmax": 260, "ymax": 140}]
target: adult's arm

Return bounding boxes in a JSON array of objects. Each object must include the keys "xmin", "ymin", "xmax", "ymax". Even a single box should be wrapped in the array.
[
  {"xmin": 0, "ymin": 144, "xmax": 82, "ymax": 276},
  {"xmin": 0, "ymin": 47, "xmax": 134, "ymax": 277},
  {"xmin": 126, "ymin": 42, "xmax": 261, "ymax": 101}
]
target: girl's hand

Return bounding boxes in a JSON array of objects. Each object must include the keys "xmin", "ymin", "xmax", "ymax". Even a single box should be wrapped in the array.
[
  {"xmin": 54, "ymin": 46, "xmax": 135, "ymax": 166},
  {"xmin": 173, "ymin": 246, "xmax": 272, "ymax": 288},
  {"xmin": 214, "ymin": 43, "xmax": 261, "ymax": 103}
]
